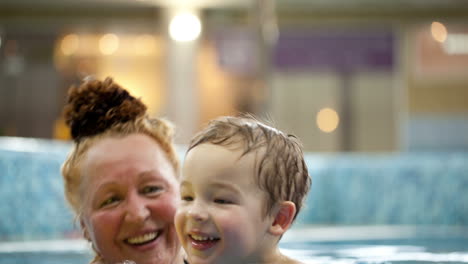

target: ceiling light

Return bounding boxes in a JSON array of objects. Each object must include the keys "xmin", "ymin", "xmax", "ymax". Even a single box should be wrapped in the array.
[{"xmin": 169, "ymin": 12, "xmax": 201, "ymax": 42}]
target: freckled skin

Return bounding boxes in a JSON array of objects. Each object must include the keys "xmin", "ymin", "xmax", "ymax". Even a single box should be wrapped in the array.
[{"xmin": 81, "ymin": 134, "xmax": 182, "ymax": 264}]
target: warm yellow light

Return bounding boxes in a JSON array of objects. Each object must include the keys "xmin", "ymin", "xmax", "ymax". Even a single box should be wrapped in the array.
[
  {"xmin": 61, "ymin": 34, "xmax": 79, "ymax": 55},
  {"xmin": 99, "ymin": 34, "xmax": 119, "ymax": 55},
  {"xmin": 134, "ymin": 34, "xmax": 157, "ymax": 55},
  {"xmin": 431, "ymin": 21, "xmax": 447, "ymax": 43},
  {"xmin": 316, "ymin": 108, "xmax": 339, "ymax": 133},
  {"xmin": 169, "ymin": 12, "xmax": 201, "ymax": 42}
]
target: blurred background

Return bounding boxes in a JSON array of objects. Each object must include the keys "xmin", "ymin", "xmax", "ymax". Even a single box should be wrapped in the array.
[
  {"xmin": 1, "ymin": 1, "xmax": 468, "ymax": 263},
  {"xmin": 1, "ymin": 0, "xmax": 467, "ymax": 151}
]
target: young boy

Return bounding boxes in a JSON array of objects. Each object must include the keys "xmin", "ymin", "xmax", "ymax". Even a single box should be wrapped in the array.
[{"xmin": 175, "ymin": 116, "xmax": 311, "ymax": 264}]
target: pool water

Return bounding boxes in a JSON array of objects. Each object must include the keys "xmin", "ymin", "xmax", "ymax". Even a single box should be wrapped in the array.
[
  {"xmin": 281, "ymin": 238, "xmax": 468, "ymax": 264},
  {"xmin": 1, "ymin": 232, "xmax": 467, "ymax": 264},
  {"xmin": 0, "ymin": 252, "xmax": 92, "ymax": 264},
  {"xmin": 0, "ymin": 240, "xmax": 92, "ymax": 264}
]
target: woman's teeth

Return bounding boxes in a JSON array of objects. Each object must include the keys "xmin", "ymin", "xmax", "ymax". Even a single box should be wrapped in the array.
[
  {"xmin": 127, "ymin": 232, "xmax": 158, "ymax": 245},
  {"xmin": 190, "ymin": 234, "xmax": 219, "ymax": 241}
]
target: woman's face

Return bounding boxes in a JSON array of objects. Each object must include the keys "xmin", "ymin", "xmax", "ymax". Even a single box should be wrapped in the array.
[{"xmin": 80, "ymin": 133, "xmax": 181, "ymax": 264}]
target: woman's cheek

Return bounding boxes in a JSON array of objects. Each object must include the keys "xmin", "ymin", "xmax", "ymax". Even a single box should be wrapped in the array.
[
  {"xmin": 150, "ymin": 192, "xmax": 178, "ymax": 221},
  {"xmin": 86, "ymin": 212, "xmax": 119, "ymax": 250}
]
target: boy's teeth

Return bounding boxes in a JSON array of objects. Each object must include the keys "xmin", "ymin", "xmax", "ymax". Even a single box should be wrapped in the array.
[
  {"xmin": 127, "ymin": 232, "xmax": 158, "ymax": 244},
  {"xmin": 191, "ymin": 234, "xmax": 217, "ymax": 241}
]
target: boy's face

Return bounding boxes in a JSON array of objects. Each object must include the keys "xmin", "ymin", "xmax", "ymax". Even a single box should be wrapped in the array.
[{"xmin": 175, "ymin": 143, "xmax": 274, "ymax": 264}]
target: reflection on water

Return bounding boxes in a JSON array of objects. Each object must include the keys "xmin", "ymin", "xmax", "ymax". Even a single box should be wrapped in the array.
[
  {"xmin": 0, "ymin": 238, "xmax": 468, "ymax": 264},
  {"xmin": 0, "ymin": 240, "xmax": 92, "ymax": 264},
  {"xmin": 281, "ymin": 238, "xmax": 468, "ymax": 264}
]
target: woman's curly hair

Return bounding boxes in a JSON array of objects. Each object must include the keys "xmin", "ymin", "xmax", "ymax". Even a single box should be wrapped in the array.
[
  {"xmin": 63, "ymin": 77, "xmax": 147, "ymax": 142},
  {"xmin": 61, "ymin": 77, "xmax": 179, "ymax": 264},
  {"xmin": 61, "ymin": 76, "xmax": 179, "ymax": 216}
]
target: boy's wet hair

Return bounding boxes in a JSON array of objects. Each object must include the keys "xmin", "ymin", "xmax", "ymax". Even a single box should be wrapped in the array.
[{"xmin": 188, "ymin": 116, "xmax": 311, "ymax": 221}]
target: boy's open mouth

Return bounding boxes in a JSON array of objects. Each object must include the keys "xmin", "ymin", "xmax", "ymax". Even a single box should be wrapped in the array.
[
  {"xmin": 125, "ymin": 231, "xmax": 160, "ymax": 246},
  {"xmin": 188, "ymin": 234, "xmax": 220, "ymax": 251}
]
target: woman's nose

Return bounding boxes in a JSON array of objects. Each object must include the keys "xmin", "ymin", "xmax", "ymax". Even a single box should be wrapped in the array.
[{"xmin": 124, "ymin": 194, "xmax": 150, "ymax": 223}]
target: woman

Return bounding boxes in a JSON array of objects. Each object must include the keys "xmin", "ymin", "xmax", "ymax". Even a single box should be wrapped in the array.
[{"xmin": 61, "ymin": 77, "xmax": 185, "ymax": 264}]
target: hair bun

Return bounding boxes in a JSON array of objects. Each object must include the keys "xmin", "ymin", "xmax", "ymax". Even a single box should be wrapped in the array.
[{"xmin": 63, "ymin": 77, "xmax": 147, "ymax": 142}]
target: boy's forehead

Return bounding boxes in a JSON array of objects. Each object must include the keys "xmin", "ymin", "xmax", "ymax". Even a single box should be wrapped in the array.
[
  {"xmin": 192, "ymin": 142, "xmax": 265, "ymax": 162},
  {"xmin": 185, "ymin": 143, "xmax": 267, "ymax": 193},
  {"xmin": 188, "ymin": 142, "xmax": 242, "ymax": 161},
  {"xmin": 185, "ymin": 143, "xmax": 263, "ymax": 177}
]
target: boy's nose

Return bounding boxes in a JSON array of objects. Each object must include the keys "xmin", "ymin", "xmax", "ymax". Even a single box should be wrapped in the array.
[{"xmin": 187, "ymin": 204, "xmax": 208, "ymax": 222}]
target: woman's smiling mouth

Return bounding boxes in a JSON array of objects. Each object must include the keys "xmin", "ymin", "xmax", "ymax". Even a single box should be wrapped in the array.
[{"xmin": 125, "ymin": 231, "xmax": 160, "ymax": 246}]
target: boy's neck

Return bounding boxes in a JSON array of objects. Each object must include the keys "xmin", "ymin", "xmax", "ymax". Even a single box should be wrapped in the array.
[{"xmin": 252, "ymin": 247, "xmax": 303, "ymax": 264}]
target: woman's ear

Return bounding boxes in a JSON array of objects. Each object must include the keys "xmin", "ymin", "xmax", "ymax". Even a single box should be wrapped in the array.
[{"xmin": 268, "ymin": 201, "xmax": 296, "ymax": 236}]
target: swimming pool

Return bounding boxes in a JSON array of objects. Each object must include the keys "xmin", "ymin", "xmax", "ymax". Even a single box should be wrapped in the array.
[
  {"xmin": 281, "ymin": 238, "xmax": 468, "ymax": 264},
  {"xmin": 1, "ymin": 226, "xmax": 467, "ymax": 264},
  {"xmin": 0, "ymin": 239, "xmax": 92, "ymax": 264},
  {"xmin": 1, "ymin": 137, "xmax": 468, "ymax": 263},
  {"xmin": 280, "ymin": 226, "xmax": 468, "ymax": 264}
]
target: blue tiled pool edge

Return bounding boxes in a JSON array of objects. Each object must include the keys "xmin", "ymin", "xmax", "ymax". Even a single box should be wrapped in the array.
[{"xmin": 1, "ymin": 136, "xmax": 468, "ymax": 241}]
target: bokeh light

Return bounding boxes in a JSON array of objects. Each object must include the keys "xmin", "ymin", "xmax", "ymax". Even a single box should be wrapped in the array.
[
  {"xmin": 99, "ymin": 33, "xmax": 119, "ymax": 55},
  {"xmin": 431, "ymin": 21, "xmax": 447, "ymax": 43},
  {"xmin": 60, "ymin": 34, "xmax": 79, "ymax": 56},
  {"xmin": 316, "ymin": 107, "xmax": 339, "ymax": 133},
  {"xmin": 169, "ymin": 12, "xmax": 201, "ymax": 42}
]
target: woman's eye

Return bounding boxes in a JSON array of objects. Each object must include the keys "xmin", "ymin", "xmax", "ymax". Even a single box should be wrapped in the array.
[
  {"xmin": 181, "ymin": 195, "xmax": 193, "ymax": 202},
  {"xmin": 100, "ymin": 196, "xmax": 120, "ymax": 208},
  {"xmin": 142, "ymin": 186, "xmax": 163, "ymax": 195},
  {"xmin": 214, "ymin": 198, "xmax": 232, "ymax": 204}
]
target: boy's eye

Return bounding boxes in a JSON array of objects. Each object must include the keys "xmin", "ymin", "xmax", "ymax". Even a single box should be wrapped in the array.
[
  {"xmin": 141, "ymin": 185, "xmax": 163, "ymax": 195},
  {"xmin": 100, "ymin": 196, "xmax": 120, "ymax": 208},
  {"xmin": 181, "ymin": 195, "xmax": 193, "ymax": 202},
  {"xmin": 214, "ymin": 198, "xmax": 232, "ymax": 204}
]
